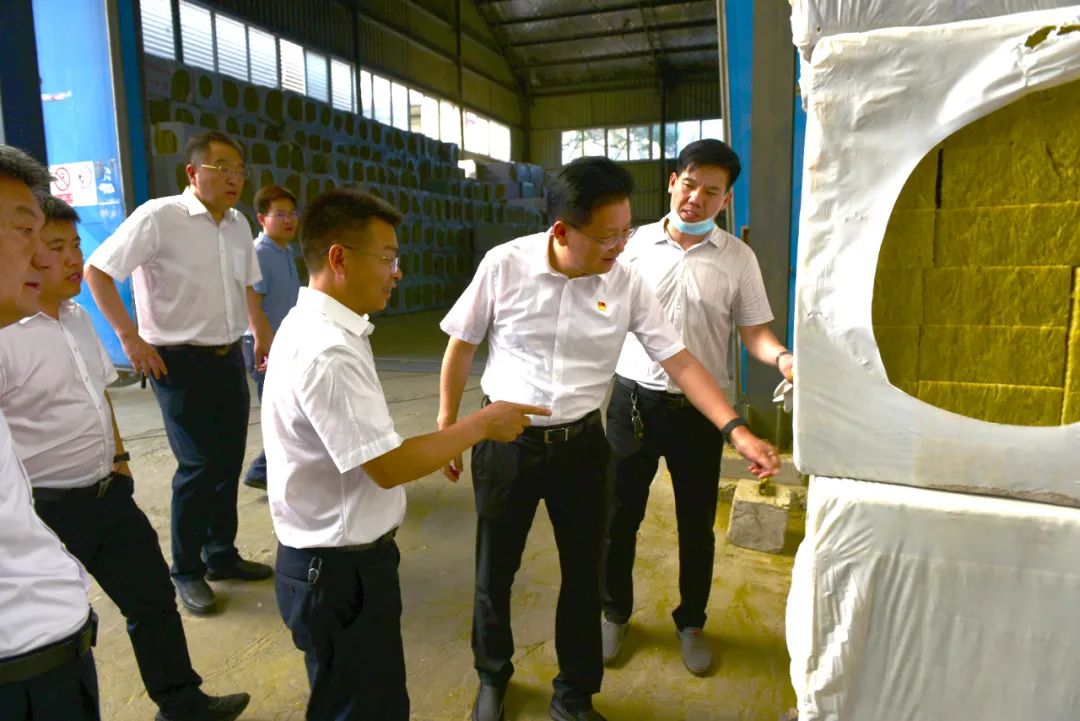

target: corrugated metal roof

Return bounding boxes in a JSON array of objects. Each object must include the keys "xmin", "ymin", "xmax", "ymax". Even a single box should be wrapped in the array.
[{"xmin": 474, "ymin": 0, "xmax": 719, "ymax": 94}]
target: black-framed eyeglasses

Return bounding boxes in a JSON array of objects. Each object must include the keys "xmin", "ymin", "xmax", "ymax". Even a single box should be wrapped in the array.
[
  {"xmin": 567, "ymin": 223, "xmax": 634, "ymax": 250},
  {"xmin": 339, "ymin": 244, "xmax": 400, "ymax": 273},
  {"xmin": 200, "ymin": 163, "xmax": 250, "ymax": 180}
]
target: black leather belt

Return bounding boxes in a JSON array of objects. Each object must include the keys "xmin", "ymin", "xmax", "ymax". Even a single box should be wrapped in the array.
[
  {"xmin": 522, "ymin": 409, "xmax": 602, "ymax": 444},
  {"xmin": 32, "ymin": 473, "xmax": 120, "ymax": 503},
  {"xmin": 157, "ymin": 340, "xmax": 241, "ymax": 357},
  {"xmin": 0, "ymin": 611, "xmax": 97, "ymax": 685},
  {"xmin": 325, "ymin": 527, "xmax": 397, "ymax": 554},
  {"xmin": 615, "ymin": 375, "xmax": 692, "ymax": 409}
]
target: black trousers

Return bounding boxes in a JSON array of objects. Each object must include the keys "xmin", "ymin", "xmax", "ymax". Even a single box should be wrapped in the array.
[
  {"xmin": 150, "ymin": 343, "xmax": 249, "ymax": 580},
  {"xmin": 0, "ymin": 647, "xmax": 99, "ymax": 720},
  {"xmin": 602, "ymin": 377, "xmax": 724, "ymax": 631},
  {"xmin": 275, "ymin": 540, "xmax": 408, "ymax": 721},
  {"xmin": 471, "ymin": 414, "xmax": 609, "ymax": 712},
  {"xmin": 32, "ymin": 475, "xmax": 204, "ymax": 711}
]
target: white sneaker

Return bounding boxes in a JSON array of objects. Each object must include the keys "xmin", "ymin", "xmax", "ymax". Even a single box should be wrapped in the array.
[{"xmin": 601, "ymin": 618, "xmax": 627, "ymax": 666}]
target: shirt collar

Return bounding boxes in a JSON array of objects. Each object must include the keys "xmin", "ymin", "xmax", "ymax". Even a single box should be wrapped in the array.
[
  {"xmin": 256, "ymin": 232, "xmax": 292, "ymax": 255},
  {"xmin": 296, "ymin": 287, "xmax": 373, "ymax": 338},
  {"xmin": 528, "ymin": 231, "xmax": 560, "ymax": 277},
  {"xmin": 180, "ymin": 186, "xmax": 238, "ymax": 225},
  {"xmin": 17, "ymin": 299, "xmax": 76, "ymax": 325}
]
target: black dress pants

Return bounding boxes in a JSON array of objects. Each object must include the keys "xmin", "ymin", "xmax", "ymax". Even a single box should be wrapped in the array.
[
  {"xmin": 602, "ymin": 377, "xmax": 724, "ymax": 631},
  {"xmin": 32, "ymin": 475, "xmax": 204, "ymax": 711},
  {"xmin": 276, "ymin": 539, "xmax": 408, "ymax": 721},
  {"xmin": 150, "ymin": 342, "xmax": 249, "ymax": 581},
  {"xmin": 471, "ymin": 412, "xmax": 609, "ymax": 713}
]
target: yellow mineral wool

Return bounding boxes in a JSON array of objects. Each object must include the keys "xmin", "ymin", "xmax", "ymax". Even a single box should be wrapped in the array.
[{"xmin": 873, "ymin": 78, "xmax": 1080, "ymax": 427}]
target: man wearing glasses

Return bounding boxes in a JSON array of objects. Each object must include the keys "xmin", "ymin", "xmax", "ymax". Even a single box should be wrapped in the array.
[
  {"xmin": 86, "ymin": 131, "xmax": 275, "ymax": 616},
  {"xmin": 438, "ymin": 156, "xmax": 780, "ymax": 721},
  {"xmin": 240, "ymin": 184, "xmax": 302, "ymax": 490}
]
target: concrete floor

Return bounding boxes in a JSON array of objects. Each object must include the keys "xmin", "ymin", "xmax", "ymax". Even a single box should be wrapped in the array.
[{"xmin": 95, "ymin": 313, "xmax": 802, "ymax": 720}]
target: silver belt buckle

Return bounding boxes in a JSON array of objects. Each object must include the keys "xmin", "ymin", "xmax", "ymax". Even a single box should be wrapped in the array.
[{"xmin": 543, "ymin": 427, "xmax": 570, "ymax": 444}]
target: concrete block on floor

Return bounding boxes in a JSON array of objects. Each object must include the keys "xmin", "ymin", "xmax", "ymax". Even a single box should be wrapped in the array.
[{"xmin": 727, "ymin": 480, "xmax": 791, "ymax": 554}]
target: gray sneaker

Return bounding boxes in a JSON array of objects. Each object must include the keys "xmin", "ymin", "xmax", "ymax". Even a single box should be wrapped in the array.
[
  {"xmin": 601, "ymin": 618, "xmax": 627, "ymax": 666},
  {"xmin": 678, "ymin": 627, "xmax": 712, "ymax": 676}
]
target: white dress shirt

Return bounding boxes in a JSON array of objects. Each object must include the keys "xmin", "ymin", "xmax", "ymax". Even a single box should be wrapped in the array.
[
  {"xmin": 440, "ymin": 232, "xmax": 686, "ymax": 425},
  {"xmin": 0, "ymin": 302, "xmax": 118, "ymax": 488},
  {"xmin": 0, "ymin": 408, "xmax": 90, "ymax": 658},
  {"xmin": 262, "ymin": 288, "xmax": 405, "ymax": 549},
  {"xmin": 615, "ymin": 220, "xmax": 774, "ymax": 394},
  {"xmin": 86, "ymin": 186, "xmax": 261, "ymax": 346}
]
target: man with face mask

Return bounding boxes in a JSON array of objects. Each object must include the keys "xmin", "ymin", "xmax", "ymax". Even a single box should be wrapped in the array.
[{"xmin": 601, "ymin": 139, "xmax": 794, "ymax": 677}]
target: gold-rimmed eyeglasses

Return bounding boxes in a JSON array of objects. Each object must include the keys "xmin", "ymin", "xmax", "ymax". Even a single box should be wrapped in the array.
[
  {"xmin": 339, "ymin": 244, "xmax": 401, "ymax": 273},
  {"xmin": 567, "ymin": 223, "xmax": 634, "ymax": 250},
  {"xmin": 200, "ymin": 164, "xmax": 250, "ymax": 180}
]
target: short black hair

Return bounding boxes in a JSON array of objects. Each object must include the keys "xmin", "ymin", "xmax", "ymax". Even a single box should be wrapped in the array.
[
  {"xmin": 301, "ymin": 188, "xmax": 403, "ymax": 272},
  {"xmin": 184, "ymin": 131, "xmax": 245, "ymax": 165},
  {"xmin": 676, "ymin": 139, "xmax": 741, "ymax": 187},
  {"xmin": 548, "ymin": 156, "xmax": 634, "ymax": 228},
  {"xmin": 254, "ymin": 184, "xmax": 297, "ymax": 215},
  {"xmin": 37, "ymin": 193, "xmax": 80, "ymax": 224},
  {"xmin": 0, "ymin": 144, "xmax": 52, "ymax": 190}
]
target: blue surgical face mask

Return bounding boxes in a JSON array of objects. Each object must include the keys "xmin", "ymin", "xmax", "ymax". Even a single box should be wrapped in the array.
[{"xmin": 666, "ymin": 211, "xmax": 716, "ymax": 236}]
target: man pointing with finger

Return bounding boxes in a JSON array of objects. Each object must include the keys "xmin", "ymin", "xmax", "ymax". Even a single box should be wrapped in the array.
[
  {"xmin": 262, "ymin": 189, "xmax": 548, "ymax": 721},
  {"xmin": 438, "ymin": 156, "xmax": 779, "ymax": 721}
]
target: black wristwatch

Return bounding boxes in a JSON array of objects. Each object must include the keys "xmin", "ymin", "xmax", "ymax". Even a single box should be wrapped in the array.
[
  {"xmin": 113, "ymin": 452, "xmax": 131, "ymax": 463},
  {"xmin": 720, "ymin": 417, "xmax": 749, "ymax": 442}
]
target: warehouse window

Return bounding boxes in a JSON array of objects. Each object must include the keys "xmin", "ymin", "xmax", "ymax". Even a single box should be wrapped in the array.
[
  {"xmin": 330, "ymin": 59, "xmax": 355, "ymax": 112},
  {"xmin": 464, "ymin": 111, "xmax": 489, "ymax": 156},
  {"xmin": 562, "ymin": 119, "xmax": 725, "ymax": 164},
  {"xmin": 140, "ymin": 0, "xmax": 175, "ymax": 60},
  {"xmin": 391, "ymin": 82, "xmax": 409, "ymax": 131},
  {"xmin": 421, "ymin": 94, "xmax": 440, "ymax": 139},
  {"xmin": 358, "ymin": 70, "xmax": 373, "ymax": 118},
  {"xmin": 248, "ymin": 27, "xmax": 278, "ymax": 88},
  {"xmin": 408, "ymin": 90, "xmax": 426, "ymax": 134},
  {"xmin": 305, "ymin": 50, "xmax": 329, "ymax": 103},
  {"xmin": 440, "ymin": 101, "xmax": 460, "ymax": 146},
  {"xmin": 279, "ymin": 39, "xmax": 306, "ymax": 95},
  {"xmin": 178, "ymin": 1, "xmax": 214, "ymax": 71},
  {"xmin": 489, "ymin": 122, "xmax": 511, "ymax": 162},
  {"xmin": 214, "ymin": 13, "xmax": 248, "ymax": 81},
  {"xmin": 372, "ymin": 74, "xmax": 392, "ymax": 125}
]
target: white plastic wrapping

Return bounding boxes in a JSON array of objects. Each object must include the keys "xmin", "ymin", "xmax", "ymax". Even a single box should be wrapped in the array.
[
  {"xmin": 791, "ymin": 0, "xmax": 1079, "ymax": 61},
  {"xmin": 787, "ymin": 476, "xmax": 1080, "ymax": 720},
  {"xmin": 792, "ymin": 8, "xmax": 1080, "ymax": 506}
]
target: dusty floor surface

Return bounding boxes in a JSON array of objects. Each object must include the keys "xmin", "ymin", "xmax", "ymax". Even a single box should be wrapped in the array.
[{"xmin": 94, "ymin": 314, "xmax": 802, "ymax": 721}]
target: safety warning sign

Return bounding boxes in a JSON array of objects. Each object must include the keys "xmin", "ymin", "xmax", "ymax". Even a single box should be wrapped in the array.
[{"xmin": 49, "ymin": 160, "xmax": 99, "ymax": 207}]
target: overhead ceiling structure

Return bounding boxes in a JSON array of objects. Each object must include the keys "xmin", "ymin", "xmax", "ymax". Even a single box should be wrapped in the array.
[{"xmin": 473, "ymin": 0, "xmax": 719, "ymax": 96}]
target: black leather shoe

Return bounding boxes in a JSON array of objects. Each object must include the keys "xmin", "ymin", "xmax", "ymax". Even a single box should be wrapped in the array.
[
  {"xmin": 205, "ymin": 559, "xmax": 273, "ymax": 581},
  {"xmin": 549, "ymin": 697, "xmax": 607, "ymax": 721},
  {"xmin": 242, "ymin": 475, "xmax": 266, "ymax": 490},
  {"xmin": 155, "ymin": 692, "xmax": 250, "ymax": 721},
  {"xmin": 472, "ymin": 682, "xmax": 506, "ymax": 721},
  {"xmin": 173, "ymin": 578, "xmax": 217, "ymax": 615}
]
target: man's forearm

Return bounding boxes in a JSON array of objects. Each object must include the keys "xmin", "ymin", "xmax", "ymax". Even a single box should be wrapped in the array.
[
  {"xmin": 246, "ymin": 287, "xmax": 272, "ymax": 340},
  {"xmin": 105, "ymin": 392, "xmax": 125, "ymax": 456},
  {"xmin": 363, "ymin": 419, "xmax": 486, "ymax": 488},
  {"xmin": 739, "ymin": 324, "xmax": 788, "ymax": 366},
  {"xmin": 438, "ymin": 338, "xmax": 477, "ymax": 426},
  {"xmin": 661, "ymin": 349, "xmax": 740, "ymax": 430},
  {"xmin": 85, "ymin": 265, "xmax": 137, "ymax": 339}
]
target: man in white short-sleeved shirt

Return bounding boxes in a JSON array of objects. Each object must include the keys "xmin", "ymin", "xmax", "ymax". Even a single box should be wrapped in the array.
[
  {"xmin": 263, "ymin": 188, "xmax": 545, "ymax": 721},
  {"xmin": 0, "ymin": 144, "xmax": 96, "ymax": 721},
  {"xmin": 0, "ymin": 194, "xmax": 249, "ymax": 721},
  {"xmin": 438, "ymin": 156, "xmax": 780, "ymax": 721},
  {"xmin": 602, "ymin": 139, "xmax": 795, "ymax": 677},
  {"xmin": 86, "ymin": 131, "xmax": 274, "ymax": 615}
]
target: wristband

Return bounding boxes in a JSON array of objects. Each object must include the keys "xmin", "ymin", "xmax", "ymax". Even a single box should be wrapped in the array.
[
  {"xmin": 720, "ymin": 417, "xmax": 749, "ymax": 442},
  {"xmin": 113, "ymin": 452, "xmax": 130, "ymax": 463},
  {"xmin": 775, "ymin": 350, "xmax": 793, "ymax": 367}
]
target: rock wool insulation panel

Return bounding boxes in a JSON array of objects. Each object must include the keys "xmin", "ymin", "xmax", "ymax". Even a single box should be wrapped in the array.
[{"xmin": 793, "ymin": 7, "xmax": 1080, "ymax": 505}]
